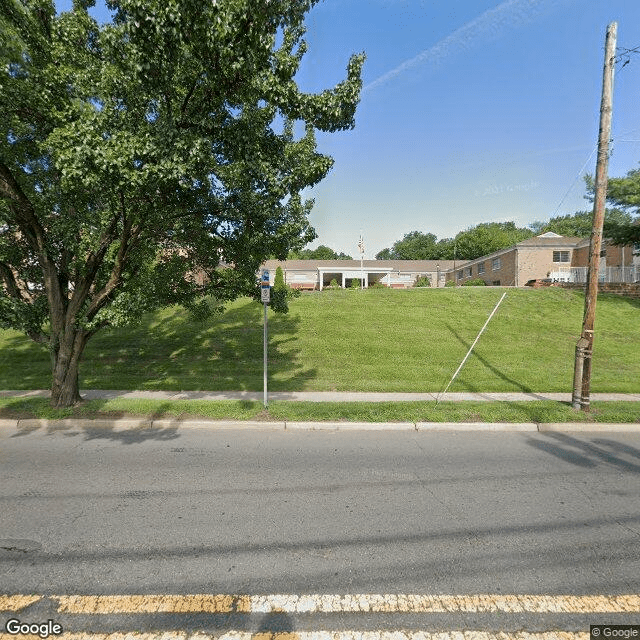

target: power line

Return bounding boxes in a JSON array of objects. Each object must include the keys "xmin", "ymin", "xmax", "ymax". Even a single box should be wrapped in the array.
[
  {"xmin": 550, "ymin": 146, "xmax": 597, "ymax": 218},
  {"xmin": 549, "ymin": 131, "xmax": 640, "ymax": 219},
  {"xmin": 615, "ymin": 45, "xmax": 640, "ymax": 68}
]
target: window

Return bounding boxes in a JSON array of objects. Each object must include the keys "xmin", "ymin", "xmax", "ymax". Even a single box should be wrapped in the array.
[
  {"xmin": 477, "ymin": 262, "xmax": 485, "ymax": 274},
  {"xmin": 464, "ymin": 267, "xmax": 472, "ymax": 277},
  {"xmin": 553, "ymin": 250, "xmax": 570, "ymax": 263},
  {"xmin": 492, "ymin": 280, "xmax": 501, "ymax": 286},
  {"xmin": 457, "ymin": 270, "xmax": 463, "ymax": 280},
  {"xmin": 492, "ymin": 258, "xmax": 501, "ymax": 271}
]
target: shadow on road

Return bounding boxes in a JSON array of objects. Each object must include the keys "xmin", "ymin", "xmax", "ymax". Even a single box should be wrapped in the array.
[
  {"xmin": 526, "ymin": 431, "xmax": 640, "ymax": 472},
  {"xmin": 256, "ymin": 611, "xmax": 296, "ymax": 635}
]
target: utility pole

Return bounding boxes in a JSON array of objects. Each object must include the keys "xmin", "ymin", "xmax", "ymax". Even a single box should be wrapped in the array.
[{"xmin": 572, "ymin": 22, "xmax": 617, "ymax": 411}]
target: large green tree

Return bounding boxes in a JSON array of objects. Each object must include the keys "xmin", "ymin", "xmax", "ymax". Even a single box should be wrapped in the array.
[
  {"xmin": 376, "ymin": 222, "xmax": 533, "ymax": 261},
  {"xmin": 288, "ymin": 244, "xmax": 352, "ymax": 260},
  {"xmin": 452, "ymin": 221, "xmax": 533, "ymax": 260},
  {"xmin": 0, "ymin": 0, "xmax": 364, "ymax": 406},
  {"xmin": 599, "ymin": 168, "xmax": 640, "ymax": 244},
  {"xmin": 530, "ymin": 208, "xmax": 633, "ymax": 238},
  {"xmin": 375, "ymin": 231, "xmax": 440, "ymax": 260}
]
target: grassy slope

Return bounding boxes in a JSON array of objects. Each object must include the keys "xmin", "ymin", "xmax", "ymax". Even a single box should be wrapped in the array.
[
  {"xmin": 0, "ymin": 397, "xmax": 638, "ymax": 423},
  {"xmin": 0, "ymin": 287, "xmax": 638, "ymax": 393}
]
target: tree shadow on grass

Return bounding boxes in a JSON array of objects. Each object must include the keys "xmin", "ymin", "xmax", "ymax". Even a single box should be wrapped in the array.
[
  {"xmin": 444, "ymin": 322, "xmax": 533, "ymax": 393},
  {"xmin": 0, "ymin": 333, "xmax": 51, "ymax": 389},
  {"xmin": 79, "ymin": 299, "xmax": 317, "ymax": 392}
]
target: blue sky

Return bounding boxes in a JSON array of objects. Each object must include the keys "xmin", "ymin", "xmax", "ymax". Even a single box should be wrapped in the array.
[{"xmin": 55, "ymin": 0, "xmax": 640, "ymax": 258}]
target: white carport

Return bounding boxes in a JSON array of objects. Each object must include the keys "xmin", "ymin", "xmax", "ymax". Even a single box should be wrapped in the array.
[{"xmin": 317, "ymin": 267, "xmax": 393, "ymax": 290}]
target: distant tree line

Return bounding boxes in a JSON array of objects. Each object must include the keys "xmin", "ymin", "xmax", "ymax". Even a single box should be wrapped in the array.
[
  {"xmin": 287, "ymin": 245, "xmax": 353, "ymax": 260},
  {"xmin": 374, "ymin": 222, "xmax": 535, "ymax": 261},
  {"xmin": 374, "ymin": 201, "xmax": 637, "ymax": 262}
]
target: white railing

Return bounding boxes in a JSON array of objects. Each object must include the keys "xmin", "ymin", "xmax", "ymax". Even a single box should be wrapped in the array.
[{"xmin": 551, "ymin": 266, "xmax": 640, "ymax": 284}]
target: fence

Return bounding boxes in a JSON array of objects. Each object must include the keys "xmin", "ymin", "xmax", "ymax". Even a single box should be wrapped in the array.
[{"xmin": 552, "ymin": 266, "xmax": 640, "ymax": 284}]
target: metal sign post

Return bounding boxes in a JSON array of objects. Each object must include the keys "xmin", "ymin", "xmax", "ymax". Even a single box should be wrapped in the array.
[
  {"xmin": 358, "ymin": 233, "xmax": 364, "ymax": 289},
  {"xmin": 261, "ymin": 270, "xmax": 270, "ymax": 407}
]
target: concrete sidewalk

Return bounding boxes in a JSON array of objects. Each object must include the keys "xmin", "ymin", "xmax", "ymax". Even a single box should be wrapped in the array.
[
  {"xmin": 1, "ymin": 389, "xmax": 639, "ymax": 402},
  {"xmin": 0, "ymin": 416, "xmax": 638, "ymax": 432},
  {"xmin": 1, "ymin": 390, "xmax": 637, "ymax": 432}
]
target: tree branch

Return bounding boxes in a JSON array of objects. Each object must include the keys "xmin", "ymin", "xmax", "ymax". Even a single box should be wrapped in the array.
[
  {"xmin": 0, "ymin": 162, "xmax": 66, "ymax": 332},
  {"xmin": 66, "ymin": 205, "xmax": 122, "ymax": 322},
  {"xmin": 181, "ymin": 79, "xmax": 198, "ymax": 114},
  {"xmin": 0, "ymin": 261, "xmax": 26, "ymax": 301},
  {"xmin": 84, "ymin": 220, "xmax": 143, "ymax": 321}
]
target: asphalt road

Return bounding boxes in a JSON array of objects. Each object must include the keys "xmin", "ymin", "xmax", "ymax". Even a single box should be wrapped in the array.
[{"xmin": 2, "ymin": 424, "xmax": 640, "ymax": 636}]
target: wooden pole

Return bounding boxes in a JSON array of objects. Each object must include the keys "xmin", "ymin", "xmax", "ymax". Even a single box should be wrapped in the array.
[{"xmin": 572, "ymin": 22, "xmax": 617, "ymax": 411}]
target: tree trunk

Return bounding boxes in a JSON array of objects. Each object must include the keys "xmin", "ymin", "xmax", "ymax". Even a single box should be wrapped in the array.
[{"xmin": 50, "ymin": 327, "xmax": 88, "ymax": 408}]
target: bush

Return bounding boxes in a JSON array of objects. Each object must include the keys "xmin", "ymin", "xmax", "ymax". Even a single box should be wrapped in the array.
[
  {"xmin": 445, "ymin": 280, "xmax": 456, "ymax": 287},
  {"xmin": 462, "ymin": 278, "xmax": 487, "ymax": 286},
  {"xmin": 270, "ymin": 266, "xmax": 299, "ymax": 313},
  {"xmin": 414, "ymin": 276, "xmax": 431, "ymax": 288},
  {"xmin": 350, "ymin": 277, "xmax": 361, "ymax": 289},
  {"xmin": 274, "ymin": 265, "xmax": 286, "ymax": 289},
  {"xmin": 329, "ymin": 278, "xmax": 339, "ymax": 289}
]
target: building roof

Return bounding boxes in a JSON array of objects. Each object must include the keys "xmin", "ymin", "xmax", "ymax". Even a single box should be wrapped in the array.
[
  {"xmin": 264, "ymin": 235, "xmax": 586, "ymax": 276},
  {"xmin": 516, "ymin": 236, "xmax": 584, "ymax": 248},
  {"xmin": 263, "ymin": 259, "xmax": 463, "ymax": 271}
]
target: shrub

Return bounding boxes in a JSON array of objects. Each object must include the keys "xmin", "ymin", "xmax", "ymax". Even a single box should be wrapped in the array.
[
  {"xmin": 445, "ymin": 280, "xmax": 456, "ymax": 287},
  {"xmin": 350, "ymin": 277, "xmax": 361, "ymax": 289},
  {"xmin": 329, "ymin": 278, "xmax": 339, "ymax": 289},
  {"xmin": 274, "ymin": 266, "xmax": 286, "ymax": 289},
  {"xmin": 270, "ymin": 266, "xmax": 299, "ymax": 313},
  {"xmin": 462, "ymin": 278, "xmax": 488, "ymax": 286},
  {"xmin": 414, "ymin": 276, "xmax": 431, "ymax": 287}
]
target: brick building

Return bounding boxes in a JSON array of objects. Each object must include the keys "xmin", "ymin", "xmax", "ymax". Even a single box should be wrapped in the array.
[
  {"xmin": 259, "ymin": 234, "xmax": 638, "ymax": 290},
  {"xmin": 444, "ymin": 232, "xmax": 639, "ymax": 286},
  {"xmin": 261, "ymin": 259, "xmax": 458, "ymax": 289}
]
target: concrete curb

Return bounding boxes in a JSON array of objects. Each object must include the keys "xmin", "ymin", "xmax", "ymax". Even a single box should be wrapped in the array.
[
  {"xmin": 286, "ymin": 421, "xmax": 415, "ymax": 431},
  {"xmin": 151, "ymin": 419, "xmax": 286, "ymax": 430},
  {"xmin": 416, "ymin": 422, "xmax": 538, "ymax": 431},
  {"xmin": 16, "ymin": 418, "xmax": 153, "ymax": 430},
  {"xmin": 0, "ymin": 419, "xmax": 637, "ymax": 432},
  {"xmin": 538, "ymin": 422, "xmax": 640, "ymax": 432}
]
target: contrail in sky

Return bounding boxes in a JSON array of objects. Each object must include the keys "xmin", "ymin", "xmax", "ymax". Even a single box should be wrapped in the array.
[{"xmin": 363, "ymin": 0, "xmax": 568, "ymax": 93}]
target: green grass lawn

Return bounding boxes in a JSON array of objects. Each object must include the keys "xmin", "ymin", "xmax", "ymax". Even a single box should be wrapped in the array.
[
  {"xmin": 0, "ymin": 287, "xmax": 639, "ymax": 394},
  {"xmin": 0, "ymin": 397, "xmax": 638, "ymax": 423}
]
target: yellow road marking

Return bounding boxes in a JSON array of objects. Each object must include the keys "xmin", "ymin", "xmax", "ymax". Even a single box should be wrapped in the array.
[
  {"xmin": 0, "ymin": 632, "xmax": 593, "ymax": 640},
  {"xmin": 0, "ymin": 594, "xmax": 41, "ymax": 611},
  {"xmin": 46, "ymin": 594, "xmax": 640, "ymax": 614},
  {"xmin": 54, "ymin": 594, "xmax": 236, "ymax": 614}
]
